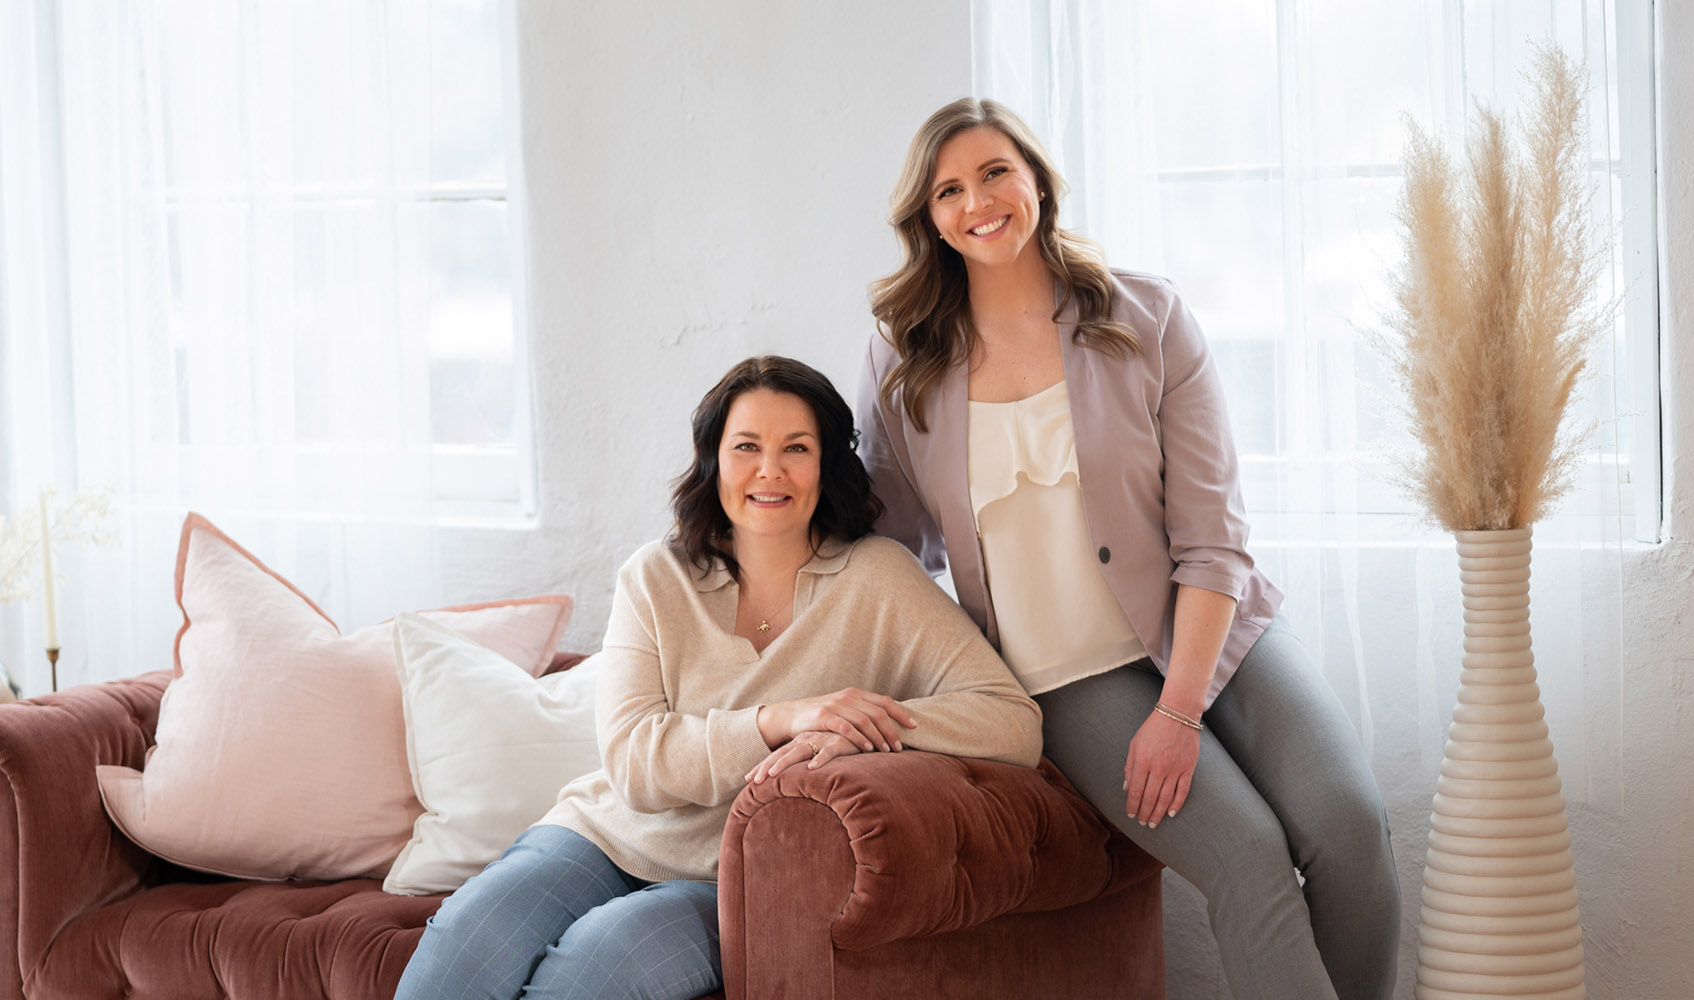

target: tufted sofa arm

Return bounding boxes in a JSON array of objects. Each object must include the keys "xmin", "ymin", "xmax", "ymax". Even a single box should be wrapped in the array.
[
  {"xmin": 718, "ymin": 750, "xmax": 1162, "ymax": 999},
  {"xmin": 0, "ymin": 670, "xmax": 172, "ymax": 1000}
]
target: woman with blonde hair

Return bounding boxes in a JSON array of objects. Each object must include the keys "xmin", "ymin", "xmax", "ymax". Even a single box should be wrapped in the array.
[{"xmin": 858, "ymin": 97, "xmax": 1399, "ymax": 999}]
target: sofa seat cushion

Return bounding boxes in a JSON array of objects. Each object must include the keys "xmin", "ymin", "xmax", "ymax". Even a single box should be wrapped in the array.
[
  {"xmin": 29, "ymin": 878, "xmax": 438, "ymax": 1000},
  {"xmin": 32, "ymin": 877, "xmax": 730, "ymax": 1000}
]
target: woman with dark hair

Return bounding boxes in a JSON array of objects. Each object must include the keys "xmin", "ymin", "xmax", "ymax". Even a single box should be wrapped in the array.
[
  {"xmin": 397, "ymin": 355, "xmax": 1041, "ymax": 1000},
  {"xmin": 858, "ymin": 99, "xmax": 1400, "ymax": 999}
]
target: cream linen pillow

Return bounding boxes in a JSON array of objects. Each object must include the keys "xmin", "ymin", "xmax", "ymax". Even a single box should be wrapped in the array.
[
  {"xmin": 96, "ymin": 513, "xmax": 572, "ymax": 881},
  {"xmin": 384, "ymin": 613, "xmax": 601, "ymax": 895}
]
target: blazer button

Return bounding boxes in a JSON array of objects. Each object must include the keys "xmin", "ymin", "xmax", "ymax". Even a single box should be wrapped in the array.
[{"xmin": 1097, "ymin": 546, "xmax": 1111, "ymax": 564}]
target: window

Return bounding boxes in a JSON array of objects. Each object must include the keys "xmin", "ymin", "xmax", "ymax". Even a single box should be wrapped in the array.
[
  {"xmin": 47, "ymin": 0, "xmax": 532, "ymax": 520},
  {"xmin": 972, "ymin": 0, "xmax": 1658, "ymax": 542}
]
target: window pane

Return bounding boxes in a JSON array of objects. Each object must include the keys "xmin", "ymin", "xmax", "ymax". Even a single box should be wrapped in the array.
[
  {"xmin": 283, "ymin": 2, "xmax": 396, "ymax": 189},
  {"xmin": 1210, "ymin": 338, "xmax": 1278, "ymax": 456},
  {"xmin": 1303, "ymin": 0, "xmax": 1437, "ymax": 166},
  {"xmin": 165, "ymin": 201, "xmax": 253, "ymax": 447},
  {"xmin": 153, "ymin": 2, "xmax": 249, "ymax": 193},
  {"xmin": 425, "ymin": 200, "xmax": 514, "ymax": 446},
  {"xmin": 1155, "ymin": 178, "xmax": 1282, "ymax": 344},
  {"xmin": 287, "ymin": 200, "xmax": 414, "ymax": 448},
  {"xmin": 430, "ymin": 0, "xmax": 506, "ymax": 185},
  {"xmin": 1142, "ymin": 0, "xmax": 1278, "ymax": 171}
]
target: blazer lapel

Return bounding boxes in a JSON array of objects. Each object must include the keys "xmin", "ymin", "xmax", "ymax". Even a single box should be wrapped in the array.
[
  {"xmin": 913, "ymin": 357, "xmax": 997, "ymax": 643},
  {"xmin": 1057, "ymin": 291, "xmax": 1114, "ymax": 502}
]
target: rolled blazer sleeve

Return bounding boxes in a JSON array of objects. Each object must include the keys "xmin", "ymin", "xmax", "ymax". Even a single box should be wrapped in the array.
[
  {"xmin": 595, "ymin": 558, "xmax": 770, "ymax": 814},
  {"xmin": 1153, "ymin": 284, "xmax": 1256, "ymax": 601},
  {"xmin": 858, "ymin": 338, "xmax": 949, "ymax": 577}
]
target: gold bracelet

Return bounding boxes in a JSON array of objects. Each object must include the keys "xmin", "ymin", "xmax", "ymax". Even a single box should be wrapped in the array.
[{"xmin": 1153, "ymin": 701, "xmax": 1205, "ymax": 731}]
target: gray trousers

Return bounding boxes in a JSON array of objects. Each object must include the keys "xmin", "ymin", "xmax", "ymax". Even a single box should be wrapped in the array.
[{"xmin": 1034, "ymin": 616, "xmax": 1399, "ymax": 1000}]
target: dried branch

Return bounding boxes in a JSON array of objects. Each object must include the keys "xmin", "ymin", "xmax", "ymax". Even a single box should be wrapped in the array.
[
  {"xmin": 0, "ymin": 487, "xmax": 119, "ymax": 603},
  {"xmin": 1380, "ymin": 45, "xmax": 1611, "ymax": 531}
]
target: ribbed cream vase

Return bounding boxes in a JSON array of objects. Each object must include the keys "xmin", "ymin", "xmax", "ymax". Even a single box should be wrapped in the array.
[{"xmin": 1415, "ymin": 527, "xmax": 1584, "ymax": 999}]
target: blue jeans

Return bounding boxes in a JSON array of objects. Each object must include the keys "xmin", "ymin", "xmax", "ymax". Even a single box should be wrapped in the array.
[
  {"xmin": 394, "ymin": 825, "xmax": 722, "ymax": 1000},
  {"xmin": 1033, "ymin": 615, "xmax": 1400, "ymax": 1000}
]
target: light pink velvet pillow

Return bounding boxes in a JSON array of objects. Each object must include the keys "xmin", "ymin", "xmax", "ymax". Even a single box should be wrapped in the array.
[{"xmin": 96, "ymin": 513, "xmax": 572, "ymax": 881}]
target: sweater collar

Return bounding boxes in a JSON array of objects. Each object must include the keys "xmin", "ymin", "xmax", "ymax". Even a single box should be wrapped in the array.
[{"xmin": 691, "ymin": 537, "xmax": 854, "ymax": 592}]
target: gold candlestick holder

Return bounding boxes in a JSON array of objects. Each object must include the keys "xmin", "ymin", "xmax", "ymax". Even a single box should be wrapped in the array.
[{"xmin": 47, "ymin": 647, "xmax": 59, "ymax": 693}]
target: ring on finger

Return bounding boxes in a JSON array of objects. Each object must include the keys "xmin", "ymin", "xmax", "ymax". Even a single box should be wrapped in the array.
[{"xmin": 804, "ymin": 739, "xmax": 820, "ymax": 758}]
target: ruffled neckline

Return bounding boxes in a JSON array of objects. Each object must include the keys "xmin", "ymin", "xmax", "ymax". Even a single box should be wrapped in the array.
[{"xmin": 967, "ymin": 380, "xmax": 1079, "ymax": 516}]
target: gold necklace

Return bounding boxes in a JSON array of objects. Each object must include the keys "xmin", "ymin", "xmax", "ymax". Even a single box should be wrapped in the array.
[{"xmin": 743, "ymin": 586, "xmax": 794, "ymax": 636}]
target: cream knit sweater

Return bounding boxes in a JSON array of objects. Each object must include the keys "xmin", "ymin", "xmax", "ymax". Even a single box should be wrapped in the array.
[{"xmin": 537, "ymin": 534, "xmax": 1043, "ymax": 883}]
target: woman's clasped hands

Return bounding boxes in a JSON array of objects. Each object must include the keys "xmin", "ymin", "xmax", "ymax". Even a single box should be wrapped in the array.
[{"xmin": 747, "ymin": 687, "xmax": 918, "ymax": 783}]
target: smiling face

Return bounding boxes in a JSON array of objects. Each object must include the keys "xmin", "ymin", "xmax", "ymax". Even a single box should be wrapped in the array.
[
  {"xmin": 926, "ymin": 125, "xmax": 1046, "ymax": 274},
  {"xmin": 715, "ymin": 388, "xmax": 823, "ymax": 552}
]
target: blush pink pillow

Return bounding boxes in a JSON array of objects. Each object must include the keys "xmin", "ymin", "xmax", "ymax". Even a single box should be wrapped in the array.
[{"xmin": 96, "ymin": 513, "xmax": 572, "ymax": 881}]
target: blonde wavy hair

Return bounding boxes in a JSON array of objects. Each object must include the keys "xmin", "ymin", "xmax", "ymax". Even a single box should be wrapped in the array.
[{"xmin": 869, "ymin": 98, "xmax": 1138, "ymax": 431}]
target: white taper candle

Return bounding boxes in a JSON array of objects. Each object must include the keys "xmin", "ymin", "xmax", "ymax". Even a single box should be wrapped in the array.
[{"xmin": 39, "ymin": 493, "xmax": 58, "ymax": 650}]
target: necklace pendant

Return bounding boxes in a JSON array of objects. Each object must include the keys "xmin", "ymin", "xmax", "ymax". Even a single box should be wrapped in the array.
[{"xmin": 757, "ymin": 620, "xmax": 772, "ymax": 633}]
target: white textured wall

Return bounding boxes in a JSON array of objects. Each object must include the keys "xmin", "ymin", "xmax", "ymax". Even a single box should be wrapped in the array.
[
  {"xmin": 474, "ymin": 2, "xmax": 1693, "ymax": 996},
  {"xmin": 442, "ymin": 0, "xmax": 975, "ymax": 656}
]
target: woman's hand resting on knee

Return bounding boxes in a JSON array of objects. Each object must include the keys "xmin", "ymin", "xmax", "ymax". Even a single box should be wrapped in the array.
[
  {"xmin": 1122, "ymin": 713, "xmax": 1199, "ymax": 829},
  {"xmin": 756, "ymin": 687, "xmax": 917, "ymax": 753},
  {"xmin": 1124, "ymin": 586, "xmax": 1229, "ymax": 829},
  {"xmin": 745, "ymin": 730, "xmax": 865, "ymax": 783}
]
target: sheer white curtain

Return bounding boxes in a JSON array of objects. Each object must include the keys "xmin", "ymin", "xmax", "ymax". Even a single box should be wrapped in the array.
[
  {"xmin": 970, "ymin": 0, "xmax": 1630, "ymax": 808},
  {"xmin": 1, "ymin": 0, "xmax": 517, "ymax": 693}
]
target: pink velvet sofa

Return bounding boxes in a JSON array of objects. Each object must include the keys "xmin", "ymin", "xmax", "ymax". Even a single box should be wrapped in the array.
[{"xmin": 0, "ymin": 671, "xmax": 1165, "ymax": 999}]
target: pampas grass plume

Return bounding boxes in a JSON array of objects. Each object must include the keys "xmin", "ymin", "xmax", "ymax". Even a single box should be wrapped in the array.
[{"xmin": 1382, "ymin": 45, "xmax": 1610, "ymax": 531}]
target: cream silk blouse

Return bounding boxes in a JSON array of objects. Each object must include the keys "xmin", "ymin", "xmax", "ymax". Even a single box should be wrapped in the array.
[
  {"xmin": 967, "ymin": 380, "xmax": 1148, "ymax": 695},
  {"xmin": 860, "ymin": 269, "xmax": 1284, "ymax": 709}
]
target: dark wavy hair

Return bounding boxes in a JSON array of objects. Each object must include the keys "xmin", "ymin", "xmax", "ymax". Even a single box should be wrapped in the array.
[{"xmin": 671, "ymin": 356, "xmax": 885, "ymax": 582}]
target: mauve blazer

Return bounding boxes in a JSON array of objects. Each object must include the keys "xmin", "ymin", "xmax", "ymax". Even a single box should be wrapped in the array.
[{"xmin": 857, "ymin": 269, "xmax": 1283, "ymax": 707}]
